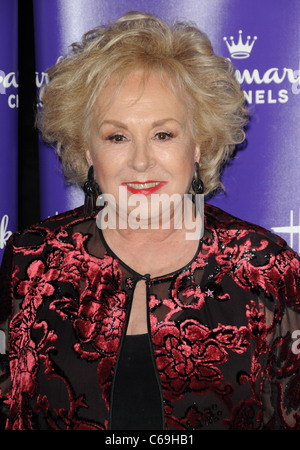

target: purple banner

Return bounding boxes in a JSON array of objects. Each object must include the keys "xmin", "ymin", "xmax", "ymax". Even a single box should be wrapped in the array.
[
  {"xmin": 208, "ymin": 1, "xmax": 300, "ymax": 255},
  {"xmin": 0, "ymin": 0, "xmax": 18, "ymax": 263},
  {"xmin": 33, "ymin": 0, "xmax": 300, "ymax": 253}
]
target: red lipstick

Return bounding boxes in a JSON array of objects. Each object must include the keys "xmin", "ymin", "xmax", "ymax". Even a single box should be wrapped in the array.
[{"xmin": 121, "ymin": 180, "xmax": 167, "ymax": 195}]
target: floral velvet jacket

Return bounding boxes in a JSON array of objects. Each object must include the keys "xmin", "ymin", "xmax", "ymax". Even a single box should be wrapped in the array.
[{"xmin": 0, "ymin": 203, "xmax": 299, "ymax": 430}]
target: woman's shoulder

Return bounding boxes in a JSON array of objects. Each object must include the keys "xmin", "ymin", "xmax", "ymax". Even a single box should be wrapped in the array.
[
  {"xmin": 204, "ymin": 203, "xmax": 299, "ymax": 306},
  {"xmin": 204, "ymin": 202, "xmax": 291, "ymax": 252},
  {"xmin": 29, "ymin": 205, "xmax": 86, "ymax": 231},
  {"xmin": 8, "ymin": 206, "xmax": 88, "ymax": 249}
]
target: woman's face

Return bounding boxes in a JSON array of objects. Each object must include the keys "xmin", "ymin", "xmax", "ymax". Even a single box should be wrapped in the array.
[{"xmin": 86, "ymin": 70, "xmax": 200, "ymax": 225}]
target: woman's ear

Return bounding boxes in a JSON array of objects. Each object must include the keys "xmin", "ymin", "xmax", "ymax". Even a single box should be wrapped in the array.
[
  {"xmin": 194, "ymin": 144, "xmax": 201, "ymax": 162},
  {"xmin": 85, "ymin": 149, "xmax": 93, "ymax": 166}
]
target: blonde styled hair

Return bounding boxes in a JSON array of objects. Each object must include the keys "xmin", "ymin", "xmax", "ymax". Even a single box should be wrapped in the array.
[{"xmin": 38, "ymin": 11, "xmax": 248, "ymax": 195}]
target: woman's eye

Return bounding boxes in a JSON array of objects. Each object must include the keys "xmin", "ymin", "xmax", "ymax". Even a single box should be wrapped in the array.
[
  {"xmin": 107, "ymin": 134, "xmax": 126, "ymax": 143},
  {"xmin": 155, "ymin": 132, "xmax": 174, "ymax": 141}
]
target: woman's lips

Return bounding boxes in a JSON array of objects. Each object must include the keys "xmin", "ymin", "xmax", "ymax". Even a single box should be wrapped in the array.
[{"xmin": 121, "ymin": 180, "xmax": 167, "ymax": 195}]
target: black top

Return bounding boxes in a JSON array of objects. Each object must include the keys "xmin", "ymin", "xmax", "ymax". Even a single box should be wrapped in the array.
[{"xmin": 110, "ymin": 333, "xmax": 164, "ymax": 430}]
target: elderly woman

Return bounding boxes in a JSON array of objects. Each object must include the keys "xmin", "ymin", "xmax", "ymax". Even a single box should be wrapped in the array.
[{"xmin": 0, "ymin": 12, "xmax": 299, "ymax": 431}]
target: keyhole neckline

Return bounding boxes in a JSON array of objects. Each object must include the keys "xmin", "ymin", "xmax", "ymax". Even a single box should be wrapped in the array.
[{"xmin": 97, "ymin": 227, "xmax": 204, "ymax": 282}]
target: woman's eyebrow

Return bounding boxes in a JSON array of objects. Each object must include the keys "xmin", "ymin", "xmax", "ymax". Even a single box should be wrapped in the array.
[
  {"xmin": 152, "ymin": 118, "xmax": 180, "ymax": 127},
  {"xmin": 99, "ymin": 119, "xmax": 129, "ymax": 129},
  {"xmin": 100, "ymin": 118, "xmax": 180, "ymax": 127}
]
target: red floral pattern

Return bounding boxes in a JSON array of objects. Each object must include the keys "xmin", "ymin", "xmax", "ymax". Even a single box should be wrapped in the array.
[
  {"xmin": 0, "ymin": 204, "xmax": 299, "ymax": 430},
  {"xmin": 153, "ymin": 319, "xmax": 249, "ymax": 402}
]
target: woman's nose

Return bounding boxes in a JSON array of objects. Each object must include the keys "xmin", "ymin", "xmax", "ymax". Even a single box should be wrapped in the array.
[{"xmin": 128, "ymin": 140, "xmax": 154, "ymax": 172}]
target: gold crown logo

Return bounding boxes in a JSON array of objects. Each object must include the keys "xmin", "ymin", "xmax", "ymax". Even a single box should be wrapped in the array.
[{"xmin": 223, "ymin": 30, "xmax": 257, "ymax": 59}]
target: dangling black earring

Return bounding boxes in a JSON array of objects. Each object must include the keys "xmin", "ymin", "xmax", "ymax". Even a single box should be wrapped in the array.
[
  {"xmin": 83, "ymin": 165, "xmax": 101, "ymax": 216},
  {"xmin": 192, "ymin": 162, "xmax": 204, "ymax": 194}
]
